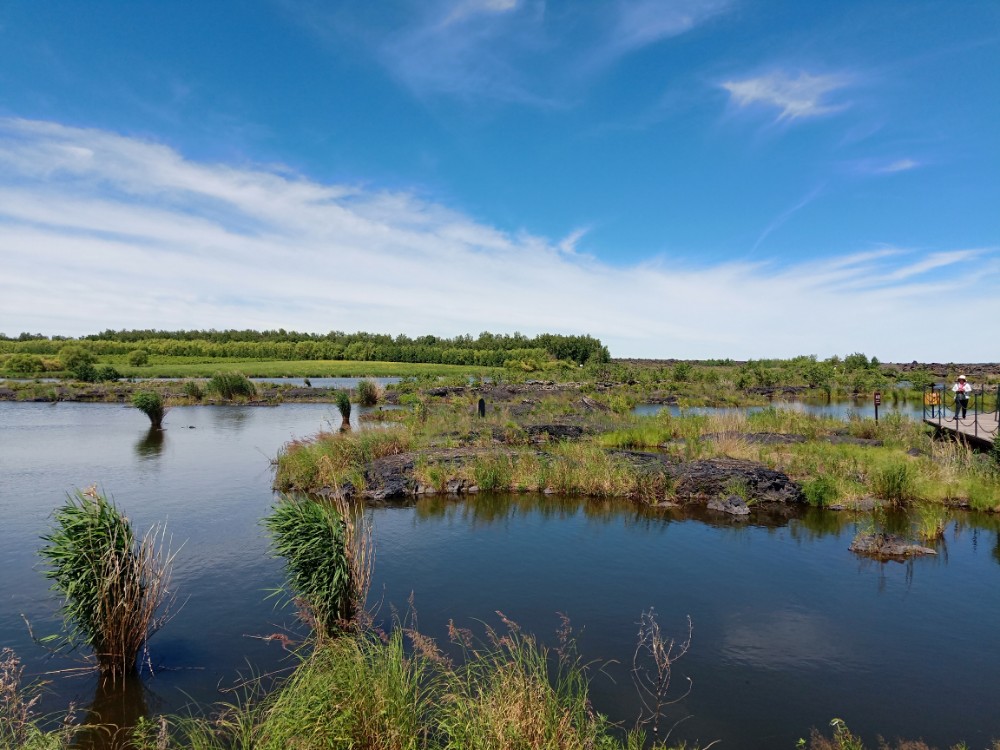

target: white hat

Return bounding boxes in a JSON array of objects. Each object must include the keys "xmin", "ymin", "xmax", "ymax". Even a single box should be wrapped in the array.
[{"xmin": 958, "ymin": 374, "xmax": 967, "ymax": 380}]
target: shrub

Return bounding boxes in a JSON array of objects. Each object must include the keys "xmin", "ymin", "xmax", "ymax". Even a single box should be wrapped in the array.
[
  {"xmin": 207, "ymin": 372, "xmax": 256, "ymax": 400},
  {"xmin": 131, "ymin": 391, "xmax": 166, "ymax": 429},
  {"xmin": 39, "ymin": 487, "xmax": 174, "ymax": 677},
  {"xmin": 70, "ymin": 361, "xmax": 98, "ymax": 382},
  {"xmin": 6, "ymin": 353, "xmax": 44, "ymax": 375},
  {"xmin": 182, "ymin": 380, "xmax": 203, "ymax": 400},
  {"xmin": 127, "ymin": 349, "xmax": 149, "ymax": 367},
  {"xmin": 356, "ymin": 378, "xmax": 381, "ymax": 407},
  {"xmin": 58, "ymin": 345, "xmax": 95, "ymax": 372},
  {"xmin": 265, "ymin": 495, "xmax": 371, "ymax": 637},
  {"xmin": 95, "ymin": 365, "xmax": 121, "ymax": 382}
]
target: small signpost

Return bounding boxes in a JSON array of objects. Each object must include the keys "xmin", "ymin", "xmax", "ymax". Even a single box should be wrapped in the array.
[{"xmin": 873, "ymin": 391, "xmax": 881, "ymax": 424}]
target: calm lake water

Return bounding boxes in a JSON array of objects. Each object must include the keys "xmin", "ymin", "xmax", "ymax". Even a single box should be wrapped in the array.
[
  {"xmin": 633, "ymin": 397, "xmax": 927, "ymax": 421},
  {"xmin": 2, "ymin": 401, "xmax": 1000, "ymax": 749}
]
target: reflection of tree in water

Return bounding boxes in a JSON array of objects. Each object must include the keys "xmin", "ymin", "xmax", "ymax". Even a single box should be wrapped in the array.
[
  {"xmin": 992, "ymin": 531, "xmax": 1000, "ymax": 566},
  {"xmin": 72, "ymin": 674, "xmax": 150, "ymax": 750},
  {"xmin": 134, "ymin": 427, "xmax": 165, "ymax": 459}
]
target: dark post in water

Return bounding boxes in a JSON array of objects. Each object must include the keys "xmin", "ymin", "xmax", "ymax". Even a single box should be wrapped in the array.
[{"xmin": 874, "ymin": 391, "xmax": 881, "ymax": 424}]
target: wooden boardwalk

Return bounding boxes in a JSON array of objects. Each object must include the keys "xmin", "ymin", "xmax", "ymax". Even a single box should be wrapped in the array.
[{"xmin": 924, "ymin": 411, "xmax": 1000, "ymax": 448}]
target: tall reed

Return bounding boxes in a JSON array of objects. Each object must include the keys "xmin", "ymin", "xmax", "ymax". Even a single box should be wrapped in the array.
[
  {"xmin": 265, "ymin": 495, "xmax": 372, "ymax": 637},
  {"xmin": 39, "ymin": 487, "xmax": 174, "ymax": 678},
  {"xmin": 207, "ymin": 372, "xmax": 256, "ymax": 400}
]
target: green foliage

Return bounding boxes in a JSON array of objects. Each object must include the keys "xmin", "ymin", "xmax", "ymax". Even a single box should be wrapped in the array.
[
  {"xmin": 802, "ymin": 474, "xmax": 839, "ymax": 507},
  {"xmin": 265, "ymin": 496, "xmax": 358, "ymax": 637},
  {"xmin": 38, "ymin": 488, "xmax": 172, "ymax": 676},
  {"xmin": 335, "ymin": 391, "xmax": 352, "ymax": 425},
  {"xmin": 257, "ymin": 630, "xmax": 432, "ymax": 750},
  {"xmin": 473, "ymin": 453, "xmax": 514, "ymax": 491},
  {"xmin": 95, "ymin": 364, "xmax": 121, "ymax": 382},
  {"xmin": 672, "ymin": 362, "xmax": 693, "ymax": 382},
  {"xmin": 274, "ymin": 429, "xmax": 411, "ymax": 493},
  {"xmin": 356, "ymin": 378, "xmax": 381, "ymax": 407},
  {"xmin": 131, "ymin": 391, "xmax": 166, "ymax": 429},
  {"xmin": 870, "ymin": 461, "xmax": 919, "ymax": 505},
  {"xmin": 182, "ymin": 380, "xmax": 204, "ymax": 400},
  {"xmin": 127, "ymin": 349, "xmax": 149, "ymax": 366},
  {"xmin": 58, "ymin": 345, "xmax": 95, "ymax": 372},
  {"xmin": 5, "ymin": 353, "xmax": 44, "ymax": 375},
  {"xmin": 207, "ymin": 371, "xmax": 256, "ymax": 400}
]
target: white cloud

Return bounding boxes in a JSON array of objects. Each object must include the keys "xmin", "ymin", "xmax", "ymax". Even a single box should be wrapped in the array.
[
  {"xmin": 877, "ymin": 158, "xmax": 920, "ymax": 174},
  {"xmin": 297, "ymin": 1, "xmax": 731, "ymax": 105},
  {"xmin": 1, "ymin": 118, "xmax": 997, "ymax": 361},
  {"xmin": 721, "ymin": 70, "xmax": 851, "ymax": 121},
  {"xmin": 604, "ymin": 0, "xmax": 732, "ymax": 58}
]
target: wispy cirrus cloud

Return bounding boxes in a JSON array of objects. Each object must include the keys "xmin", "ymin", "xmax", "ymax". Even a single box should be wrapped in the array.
[
  {"xmin": 721, "ymin": 69, "xmax": 852, "ymax": 121},
  {"xmin": 1, "ymin": 118, "xmax": 997, "ymax": 360},
  {"xmin": 290, "ymin": 0, "xmax": 733, "ymax": 105}
]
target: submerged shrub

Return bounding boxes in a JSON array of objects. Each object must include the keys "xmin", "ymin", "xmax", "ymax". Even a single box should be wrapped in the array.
[
  {"xmin": 39, "ymin": 487, "xmax": 174, "ymax": 677},
  {"xmin": 131, "ymin": 391, "xmax": 166, "ymax": 429},
  {"xmin": 356, "ymin": 378, "xmax": 382, "ymax": 407},
  {"xmin": 265, "ymin": 495, "xmax": 371, "ymax": 637},
  {"xmin": 207, "ymin": 372, "xmax": 256, "ymax": 400}
]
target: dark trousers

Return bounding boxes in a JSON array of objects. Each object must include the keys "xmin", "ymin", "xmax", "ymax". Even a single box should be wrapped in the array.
[{"xmin": 955, "ymin": 396, "xmax": 969, "ymax": 419}]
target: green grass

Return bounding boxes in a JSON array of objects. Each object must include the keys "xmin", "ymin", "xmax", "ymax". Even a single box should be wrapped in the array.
[
  {"xmin": 38, "ymin": 488, "xmax": 173, "ymax": 677},
  {"xmin": 265, "ymin": 496, "xmax": 365, "ymax": 637},
  {"xmin": 274, "ymin": 429, "xmax": 411, "ymax": 493}
]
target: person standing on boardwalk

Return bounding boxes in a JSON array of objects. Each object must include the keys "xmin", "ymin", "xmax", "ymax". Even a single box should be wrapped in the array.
[{"xmin": 952, "ymin": 374, "xmax": 972, "ymax": 419}]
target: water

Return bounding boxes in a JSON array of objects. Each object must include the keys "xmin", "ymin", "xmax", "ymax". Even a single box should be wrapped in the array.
[
  {"xmin": 2, "ymin": 402, "xmax": 1000, "ymax": 748},
  {"xmin": 633, "ymin": 398, "xmax": 926, "ymax": 421}
]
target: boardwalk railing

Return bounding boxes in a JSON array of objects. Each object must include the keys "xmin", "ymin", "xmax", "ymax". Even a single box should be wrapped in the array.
[{"xmin": 923, "ymin": 384, "xmax": 1000, "ymax": 441}]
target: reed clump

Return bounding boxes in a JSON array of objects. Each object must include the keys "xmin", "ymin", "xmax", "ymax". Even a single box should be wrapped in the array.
[
  {"xmin": 207, "ymin": 372, "xmax": 256, "ymax": 401},
  {"xmin": 356, "ymin": 378, "xmax": 383, "ymax": 407},
  {"xmin": 335, "ymin": 391, "xmax": 352, "ymax": 428},
  {"xmin": 130, "ymin": 391, "xmax": 166, "ymax": 429},
  {"xmin": 265, "ymin": 495, "xmax": 373, "ymax": 637},
  {"xmin": 39, "ymin": 487, "xmax": 174, "ymax": 678}
]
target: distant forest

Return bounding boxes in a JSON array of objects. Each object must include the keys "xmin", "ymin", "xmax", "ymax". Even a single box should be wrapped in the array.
[{"xmin": 0, "ymin": 329, "xmax": 610, "ymax": 367}]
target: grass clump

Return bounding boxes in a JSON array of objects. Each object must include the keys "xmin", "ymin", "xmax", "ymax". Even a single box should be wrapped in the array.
[
  {"xmin": 870, "ymin": 460, "xmax": 919, "ymax": 506},
  {"xmin": 256, "ymin": 630, "xmax": 433, "ymax": 750},
  {"xmin": 274, "ymin": 428, "xmax": 411, "ymax": 494},
  {"xmin": 802, "ymin": 474, "xmax": 840, "ymax": 507},
  {"xmin": 39, "ymin": 487, "xmax": 174, "ymax": 677},
  {"xmin": 265, "ymin": 495, "xmax": 372, "ymax": 637},
  {"xmin": 356, "ymin": 378, "xmax": 382, "ymax": 407},
  {"xmin": 335, "ymin": 390, "xmax": 352, "ymax": 428},
  {"xmin": 207, "ymin": 372, "xmax": 256, "ymax": 401},
  {"xmin": 130, "ymin": 391, "xmax": 166, "ymax": 429}
]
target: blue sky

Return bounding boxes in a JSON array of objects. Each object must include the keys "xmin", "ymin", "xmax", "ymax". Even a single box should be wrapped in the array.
[{"xmin": 1, "ymin": 1, "xmax": 997, "ymax": 360}]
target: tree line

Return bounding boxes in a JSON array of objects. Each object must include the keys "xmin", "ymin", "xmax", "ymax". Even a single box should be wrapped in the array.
[{"xmin": 0, "ymin": 329, "xmax": 610, "ymax": 369}]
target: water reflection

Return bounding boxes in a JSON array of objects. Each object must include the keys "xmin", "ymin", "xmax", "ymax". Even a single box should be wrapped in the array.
[
  {"xmin": 209, "ymin": 406, "xmax": 250, "ymax": 431},
  {"xmin": 73, "ymin": 675, "xmax": 149, "ymax": 750},
  {"xmin": 134, "ymin": 427, "xmax": 165, "ymax": 459}
]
